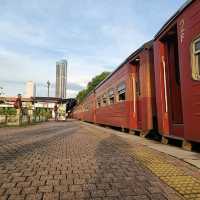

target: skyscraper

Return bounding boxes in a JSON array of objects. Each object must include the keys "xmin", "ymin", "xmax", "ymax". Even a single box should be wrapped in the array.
[
  {"xmin": 56, "ymin": 60, "xmax": 67, "ymax": 98},
  {"xmin": 25, "ymin": 81, "xmax": 36, "ymax": 98}
]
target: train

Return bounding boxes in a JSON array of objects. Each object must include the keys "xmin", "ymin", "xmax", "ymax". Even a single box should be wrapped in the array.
[{"xmin": 73, "ymin": 0, "xmax": 200, "ymax": 149}]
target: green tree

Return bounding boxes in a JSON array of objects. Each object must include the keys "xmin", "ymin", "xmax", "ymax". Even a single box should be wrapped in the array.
[{"xmin": 76, "ymin": 71, "xmax": 110, "ymax": 103}]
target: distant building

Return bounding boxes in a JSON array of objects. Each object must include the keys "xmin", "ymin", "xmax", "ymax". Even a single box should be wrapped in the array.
[
  {"xmin": 56, "ymin": 60, "xmax": 67, "ymax": 98},
  {"xmin": 25, "ymin": 81, "xmax": 36, "ymax": 98}
]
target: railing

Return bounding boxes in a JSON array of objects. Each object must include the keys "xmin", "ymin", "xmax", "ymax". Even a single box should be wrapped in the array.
[{"xmin": 0, "ymin": 112, "xmax": 51, "ymax": 127}]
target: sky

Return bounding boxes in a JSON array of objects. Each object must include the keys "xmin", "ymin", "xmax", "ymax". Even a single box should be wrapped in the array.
[{"xmin": 0, "ymin": 0, "xmax": 186, "ymax": 98}]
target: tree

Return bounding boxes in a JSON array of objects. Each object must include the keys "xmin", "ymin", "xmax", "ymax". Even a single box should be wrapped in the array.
[{"xmin": 76, "ymin": 71, "xmax": 110, "ymax": 103}]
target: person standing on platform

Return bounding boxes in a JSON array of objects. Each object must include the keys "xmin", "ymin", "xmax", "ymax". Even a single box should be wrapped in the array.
[
  {"xmin": 14, "ymin": 94, "xmax": 22, "ymax": 124},
  {"xmin": 14, "ymin": 94, "xmax": 22, "ymax": 114}
]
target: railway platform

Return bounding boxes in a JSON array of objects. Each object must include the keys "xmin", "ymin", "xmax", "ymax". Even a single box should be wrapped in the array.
[{"xmin": 0, "ymin": 120, "xmax": 199, "ymax": 200}]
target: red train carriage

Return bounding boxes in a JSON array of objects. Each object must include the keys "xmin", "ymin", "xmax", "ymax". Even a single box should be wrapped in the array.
[
  {"xmin": 82, "ymin": 92, "xmax": 96, "ymax": 123},
  {"xmin": 95, "ymin": 41, "xmax": 156, "ymax": 135},
  {"xmin": 73, "ymin": 92, "xmax": 95, "ymax": 122},
  {"xmin": 95, "ymin": 60, "xmax": 131, "ymax": 129},
  {"xmin": 154, "ymin": 0, "xmax": 200, "ymax": 145},
  {"xmin": 73, "ymin": 104, "xmax": 83, "ymax": 120}
]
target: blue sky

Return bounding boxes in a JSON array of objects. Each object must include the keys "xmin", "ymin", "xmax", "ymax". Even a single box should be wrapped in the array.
[{"xmin": 0, "ymin": 0, "xmax": 186, "ymax": 97}]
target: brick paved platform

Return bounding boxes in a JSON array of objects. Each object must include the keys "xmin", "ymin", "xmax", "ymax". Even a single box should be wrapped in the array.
[{"xmin": 0, "ymin": 120, "xmax": 199, "ymax": 200}]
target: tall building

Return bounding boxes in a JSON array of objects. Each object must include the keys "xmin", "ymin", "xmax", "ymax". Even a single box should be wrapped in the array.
[
  {"xmin": 56, "ymin": 60, "xmax": 67, "ymax": 98},
  {"xmin": 25, "ymin": 81, "xmax": 36, "ymax": 98}
]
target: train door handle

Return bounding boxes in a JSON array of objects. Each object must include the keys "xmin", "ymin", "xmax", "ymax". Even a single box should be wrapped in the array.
[
  {"xmin": 162, "ymin": 56, "xmax": 168, "ymax": 113},
  {"xmin": 132, "ymin": 75, "xmax": 136, "ymax": 113}
]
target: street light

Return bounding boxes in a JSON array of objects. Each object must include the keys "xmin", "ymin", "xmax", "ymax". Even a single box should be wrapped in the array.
[{"xmin": 47, "ymin": 81, "xmax": 50, "ymax": 97}]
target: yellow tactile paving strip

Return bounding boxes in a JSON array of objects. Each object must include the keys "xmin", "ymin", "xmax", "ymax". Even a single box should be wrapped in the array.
[
  {"xmin": 148, "ymin": 163, "xmax": 185, "ymax": 177},
  {"xmin": 125, "ymin": 148, "xmax": 200, "ymax": 200}
]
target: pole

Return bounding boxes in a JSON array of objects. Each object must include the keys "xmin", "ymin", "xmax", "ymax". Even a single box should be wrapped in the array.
[{"xmin": 47, "ymin": 81, "xmax": 50, "ymax": 97}]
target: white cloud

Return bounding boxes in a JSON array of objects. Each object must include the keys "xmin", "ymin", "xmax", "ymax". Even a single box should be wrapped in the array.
[
  {"xmin": 0, "ymin": 0, "xmax": 185, "ymax": 98},
  {"xmin": 0, "ymin": 20, "xmax": 48, "ymax": 48},
  {"xmin": 0, "ymin": 48, "xmax": 55, "ymax": 82}
]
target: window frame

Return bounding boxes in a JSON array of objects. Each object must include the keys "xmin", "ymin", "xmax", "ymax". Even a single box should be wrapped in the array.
[
  {"xmin": 97, "ymin": 97, "xmax": 101, "ymax": 108},
  {"xmin": 108, "ymin": 89, "xmax": 115, "ymax": 105},
  {"xmin": 84, "ymin": 103, "xmax": 89, "ymax": 112},
  {"xmin": 117, "ymin": 82, "xmax": 126, "ymax": 102},
  {"xmin": 191, "ymin": 36, "xmax": 200, "ymax": 81},
  {"xmin": 102, "ymin": 93, "xmax": 107, "ymax": 106}
]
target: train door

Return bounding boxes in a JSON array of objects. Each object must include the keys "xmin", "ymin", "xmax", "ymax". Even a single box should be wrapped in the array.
[
  {"xmin": 135, "ymin": 60, "xmax": 142, "ymax": 129},
  {"xmin": 163, "ymin": 26, "xmax": 184, "ymax": 138}
]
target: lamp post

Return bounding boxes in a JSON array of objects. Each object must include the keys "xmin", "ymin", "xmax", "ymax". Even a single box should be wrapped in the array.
[{"xmin": 47, "ymin": 81, "xmax": 50, "ymax": 97}]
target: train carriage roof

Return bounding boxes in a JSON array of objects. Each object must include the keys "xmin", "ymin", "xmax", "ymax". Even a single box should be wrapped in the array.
[
  {"xmin": 93, "ymin": 40, "xmax": 153, "ymax": 91},
  {"xmin": 154, "ymin": 0, "xmax": 193, "ymax": 39}
]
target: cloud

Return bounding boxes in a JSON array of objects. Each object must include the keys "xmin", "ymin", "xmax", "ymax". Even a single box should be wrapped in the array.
[
  {"xmin": 0, "ymin": 0, "xmax": 186, "ymax": 97},
  {"xmin": 0, "ymin": 21, "xmax": 47, "ymax": 48}
]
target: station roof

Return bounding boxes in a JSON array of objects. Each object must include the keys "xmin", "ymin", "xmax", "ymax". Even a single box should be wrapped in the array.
[
  {"xmin": 0, "ymin": 96, "xmax": 75, "ymax": 104},
  {"xmin": 0, "ymin": 97, "xmax": 33, "ymax": 103},
  {"xmin": 33, "ymin": 97, "xmax": 70, "ymax": 103}
]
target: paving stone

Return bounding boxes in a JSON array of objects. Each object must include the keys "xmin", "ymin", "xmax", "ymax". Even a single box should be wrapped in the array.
[
  {"xmin": 46, "ymin": 179, "xmax": 60, "ymax": 186},
  {"xmin": 54, "ymin": 185, "xmax": 69, "ymax": 192},
  {"xmin": 12, "ymin": 177, "xmax": 26, "ymax": 182},
  {"xmin": 0, "ymin": 195, "xmax": 9, "ymax": 200},
  {"xmin": 1, "ymin": 183, "xmax": 16, "ymax": 189},
  {"xmin": 25, "ymin": 193, "xmax": 43, "ymax": 200},
  {"xmin": 31, "ymin": 180, "xmax": 45, "ymax": 187},
  {"xmin": 16, "ymin": 182, "xmax": 31, "ymax": 188},
  {"xmin": 0, "ymin": 188, "xmax": 6, "ymax": 195},
  {"xmin": 5, "ymin": 187, "xmax": 22, "ymax": 195},
  {"xmin": 106, "ymin": 189, "xmax": 121, "ymax": 197},
  {"xmin": 91, "ymin": 190, "xmax": 105, "ymax": 198},
  {"xmin": 38, "ymin": 186, "xmax": 53, "ymax": 193},
  {"xmin": 60, "ymin": 192, "xmax": 75, "ymax": 200},
  {"xmin": 75, "ymin": 191, "xmax": 90, "ymax": 198},
  {"xmin": 22, "ymin": 187, "xmax": 37, "ymax": 194},
  {"xmin": 69, "ymin": 185, "xmax": 82, "ymax": 192},
  {"xmin": 8, "ymin": 194, "xmax": 25, "ymax": 200},
  {"xmin": 43, "ymin": 192, "xmax": 59, "ymax": 200}
]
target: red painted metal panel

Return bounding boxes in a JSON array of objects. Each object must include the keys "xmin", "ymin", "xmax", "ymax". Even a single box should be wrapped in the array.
[
  {"xmin": 73, "ymin": 92, "xmax": 95, "ymax": 123},
  {"xmin": 95, "ymin": 63, "xmax": 132, "ymax": 129},
  {"xmin": 128, "ymin": 47, "xmax": 156, "ymax": 132},
  {"xmin": 139, "ymin": 48, "xmax": 156, "ymax": 132},
  {"xmin": 96, "ymin": 101, "xmax": 131, "ymax": 128},
  {"xmin": 177, "ymin": 0, "xmax": 200, "ymax": 142},
  {"xmin": 153, "ymin": 40, "xmax": 170, "ymax": 136},
  {"xmin": 95, "ymin": 45, "xmax": 156, "ymax": 133},
  {"xmin": 154, "ymin": 0, "xmax": 200, "ymax": 142}
]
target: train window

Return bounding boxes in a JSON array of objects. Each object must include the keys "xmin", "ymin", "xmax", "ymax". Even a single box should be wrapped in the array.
[
  {"xmin": 117, "ymin": 83, "xmax": 126, "ymax": 101},
  {"xmin": 192, "ymin": 37, "xmax": 200, "ymax": 80},
  {"xmin": 85, "ymin": 104, "xmax": 89, "ymax": 111},
  {"xmin": 102, "ymin": 94, "xmax": 107, "ymax": 106},
  {"xmin": 97, "ymin": 97, "xmax": 101, "ymax": 108},
  {"xmin": 108, "ymin": 89, "xmax": 114, "ymax": 104}
]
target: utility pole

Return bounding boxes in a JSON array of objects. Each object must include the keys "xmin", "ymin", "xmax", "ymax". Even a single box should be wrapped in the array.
[{"xmin": 47, "ymin": 81, "xmax": 50, "ymax": 97}]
